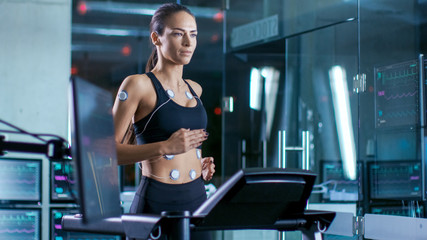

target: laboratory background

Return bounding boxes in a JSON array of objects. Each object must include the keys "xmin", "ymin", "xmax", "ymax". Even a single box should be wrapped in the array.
[{"xmin": 1, "ymin": 0, "xmax": 427, "ymax": 239}]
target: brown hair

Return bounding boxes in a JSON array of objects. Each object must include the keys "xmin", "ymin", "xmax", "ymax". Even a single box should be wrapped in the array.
[{"xmin": 145, "ymin": 3, "xmax": 194, "ymax": 72}]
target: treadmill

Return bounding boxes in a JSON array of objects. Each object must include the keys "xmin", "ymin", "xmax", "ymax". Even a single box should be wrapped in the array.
[{"xmin": 62, "ymin": 76, "xmax": 335, "ymax": 240}]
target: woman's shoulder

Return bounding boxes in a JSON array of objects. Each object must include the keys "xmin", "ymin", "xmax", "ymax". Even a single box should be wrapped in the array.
[
  {"xmin": 122, "ymin": 73, "xmax": 151, "ymax": 87},
  {"xmin": 185, "ymin": 79, "xmax": 203, "ymax": 96},
  {"xmin": 123, "ymin": 73, "xmax": 154, "ymax": 90},
  {"xmin": 119, "ymin": 73, "xmax": 155, "ymax": 97}
]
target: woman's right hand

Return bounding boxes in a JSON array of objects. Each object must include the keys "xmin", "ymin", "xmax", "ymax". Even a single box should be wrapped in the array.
[{"xmin": 164, "ymin": 128, "xmax": 208, "ymax": 155}]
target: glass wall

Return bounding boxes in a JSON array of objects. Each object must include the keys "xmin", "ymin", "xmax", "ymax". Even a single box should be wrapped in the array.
[
  {"xmin": 223, "ymin": 0, "xmax": 427, "ymax": 239},
  {"xmin": 359, "ymin": 0, "xmax": 426, "ymax": 224}
]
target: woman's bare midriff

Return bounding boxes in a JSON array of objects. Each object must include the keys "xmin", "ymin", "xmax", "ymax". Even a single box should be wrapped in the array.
[{"xmin": 140, "ymin": 148, "xmax": 202, "ymax": 184}]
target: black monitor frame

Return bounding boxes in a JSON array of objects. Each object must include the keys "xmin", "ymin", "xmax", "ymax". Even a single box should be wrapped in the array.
[
  {"xmin": 374, "ymin": 58, "xmax": 421, "ymax": 130},
  {"xmin": 0, "ymin": 157, "xmax": 42, "ymax": 204},
  {"xmin": 368, "ymin": 160, "xmax": 422, "ymax": 200}
]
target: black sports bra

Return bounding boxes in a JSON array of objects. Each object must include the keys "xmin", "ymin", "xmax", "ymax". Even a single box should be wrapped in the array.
[{"xmin": 133, "ymin": 72, "xmax": 207, "ymax": 145}]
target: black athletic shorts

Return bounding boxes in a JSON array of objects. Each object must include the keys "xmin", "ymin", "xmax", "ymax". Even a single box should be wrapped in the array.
[{"xmin": 128, "ymin": 176, "xmax": 211, "ymax": 240}]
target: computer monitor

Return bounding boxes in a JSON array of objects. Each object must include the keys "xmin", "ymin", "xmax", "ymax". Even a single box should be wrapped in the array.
[
  {"xmin": 321, "ymin": 160, "xmax": 362, "ymax": 202},
  {"xmin": 51, "ymin": 208, "xmax": 121, "ymax": 240},
  {"xmin": 368, "ymin": 160, "xmax": 422, "ymax": 200},
  {"xmin": 69, "ymin": 76, "xmax": 122, "ymax": 223},
  {"xmin": 0, "ymin": 158, "xmax": 41, "ymax": 203},
  {"xmin": 50, "ymin": 161, "xmax": 76, "ymax": 202},
  {"xmin": 370, "ymin": 204, "xmax": 424, "ymax": 218},
  {"xmin": 374, "ymin": 59, "xmax": 420, "ymax": 129},
  {"xmin": 0, "ymin": 208, "xmax": 41, "ymax": 240}
]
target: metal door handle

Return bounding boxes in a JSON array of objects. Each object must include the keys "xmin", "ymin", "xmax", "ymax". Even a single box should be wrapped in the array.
[{"xmin": 277, "ymin": 130, "xmax": 310, "ymax": 170}]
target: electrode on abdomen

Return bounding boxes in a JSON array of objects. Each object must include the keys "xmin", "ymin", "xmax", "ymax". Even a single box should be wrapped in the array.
[
  {"xmin": 170, "ymin": 169, "xmax": 180, "ymax": 180},
  {"xmin": 189, "ymin": 169, "xmax": 196, "ymax": 180}
]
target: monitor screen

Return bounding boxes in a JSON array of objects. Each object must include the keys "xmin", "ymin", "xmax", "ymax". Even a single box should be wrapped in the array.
[
  {"xmin": 0, "ymin": 158, "xmax": 41, "ymax": 203},
  {"xmin": 370, "ymin": 204, "xmax": 424, "ymax": 218},
  {"xmin": 69, "ymin": 76, "xmax": 122, "ymax": 223},
  {"xmin": 374, "ymin": 59, "xmax": 420, "ymax": 129},
  {"xmin": 368, "ymin": 160, "xmax": 422, "ymax": 200},
  {"xmin": 50, "ymin": 161, "xmax": 76, "ymax": 202},
  {"xmin": 0, "ymin": 208, "xmax": 40, "ymax": 240},
  {"xmin": 321, "ymin": 160, "xmax": 361, "ymax": 202}
]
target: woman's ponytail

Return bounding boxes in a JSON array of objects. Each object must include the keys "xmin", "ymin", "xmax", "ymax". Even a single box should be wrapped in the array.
[{"xmin": 145, "ymin": 48, "xmax": 158, "ymax": 73}]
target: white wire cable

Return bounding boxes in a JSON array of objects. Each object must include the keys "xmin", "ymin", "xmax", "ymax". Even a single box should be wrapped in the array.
[{"xmin": 137, "ymin": 98, "xmax": 171, "ymax": 136}]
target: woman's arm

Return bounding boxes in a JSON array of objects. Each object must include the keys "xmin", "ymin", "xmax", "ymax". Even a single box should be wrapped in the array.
[
  {"xmin": 186, "ymin": 80, "xmax": 215, "ymax": 180},
  {"xmin": 115, "ymin": 128, "xmax": 207, "ymax": 165},
  {"xmin": 112, "ymin": 74, "xmax": 154, "ymax": 165}
]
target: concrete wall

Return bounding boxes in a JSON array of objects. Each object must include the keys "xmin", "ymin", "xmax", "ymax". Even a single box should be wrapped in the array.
[
  {"xmin": 0, "ymin": 0, "xmax": 71, "ymax": 136},
  {"xmin": 0, "ymin": 1, "xmax": 71, "ymax": 239}
]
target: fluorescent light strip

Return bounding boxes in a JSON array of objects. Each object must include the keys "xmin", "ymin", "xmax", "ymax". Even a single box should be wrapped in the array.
[
  {"xmin": 85, "ymin": 1, "xmax": 160, "ymax": 16},
  {"xmin": 250, "ymin": 68, "xmax": 262, "ymax": 110},
  {"xmin": 329, "ymin": 66, "xmax": 357, "ymax": 180},
  {"xmin": 84, "ymin": 1, "xmax": 220, "ymax": 18},
  {"xmin": 72, "ymin": 24, "xmax": 150, "ymax": 37}
]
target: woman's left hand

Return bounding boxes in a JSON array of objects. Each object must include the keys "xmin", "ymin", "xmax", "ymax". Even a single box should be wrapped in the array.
[{"xmin": 201, "ymin": 157, "xmax": 215, "ymax": 181}]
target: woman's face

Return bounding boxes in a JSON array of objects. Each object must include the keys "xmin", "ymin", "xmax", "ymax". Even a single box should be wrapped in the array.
[{"xmin": 156, "ymin": 11, "xmax": 197, "ymax": 66}]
